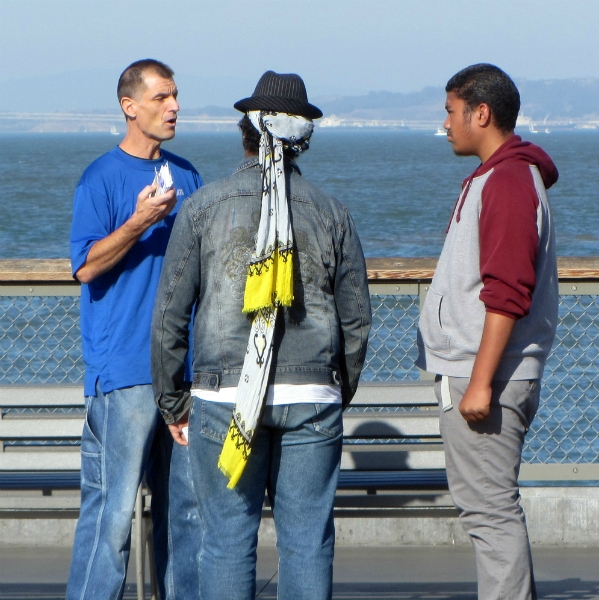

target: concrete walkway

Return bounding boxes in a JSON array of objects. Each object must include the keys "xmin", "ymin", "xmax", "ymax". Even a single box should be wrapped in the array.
[{"xmin": 1, "ymin": 545, "xmax": 598, "ymax": 599}]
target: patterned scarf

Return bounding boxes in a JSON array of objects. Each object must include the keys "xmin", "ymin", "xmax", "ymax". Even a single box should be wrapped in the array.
[{"xmin": 218, "ymin": 111, "xmax": 314, "ymax": 488}]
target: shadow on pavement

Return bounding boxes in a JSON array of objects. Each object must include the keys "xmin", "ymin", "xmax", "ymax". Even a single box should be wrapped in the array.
[
  {"xmin": 1, "ymin": 579, "xmax": 598, "ymax": 599},
  {"xmin": 257, "ymin": 579, "xmax": 599, "ymax": 599}
]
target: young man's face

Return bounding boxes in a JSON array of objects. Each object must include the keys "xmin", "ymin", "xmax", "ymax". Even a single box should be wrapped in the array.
[
  {"xmin": 130, "ymin": 72, "xmax": 180, "ymax": 142},
  {"xmin": 443, "ymin": 91, "xmax": 476, "ymax": 156}
]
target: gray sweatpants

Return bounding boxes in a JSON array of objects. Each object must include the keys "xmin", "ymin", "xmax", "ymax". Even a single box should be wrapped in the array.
[{"xmin": 435, "ymin": 376, "xmax": 541, "ymax": 600}]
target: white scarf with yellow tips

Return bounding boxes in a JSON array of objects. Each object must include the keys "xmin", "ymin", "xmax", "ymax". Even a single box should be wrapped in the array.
[{"xmin": 218, "ymin": 111, "xmax": 314, "ymax": 488}]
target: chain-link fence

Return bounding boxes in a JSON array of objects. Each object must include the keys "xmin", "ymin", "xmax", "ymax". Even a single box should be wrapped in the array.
[
  {"xmin": 0, "ymin": 295, "xmax": 83, "ymax": 384},
  {"xmin": 1, "ymin": 285, "xmax": 598, "ymax": 464}
]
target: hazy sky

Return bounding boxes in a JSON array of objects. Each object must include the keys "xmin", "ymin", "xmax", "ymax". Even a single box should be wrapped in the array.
[{"xmin": 1, "ymin": 0, "xmax": 598, "ymax": 111}]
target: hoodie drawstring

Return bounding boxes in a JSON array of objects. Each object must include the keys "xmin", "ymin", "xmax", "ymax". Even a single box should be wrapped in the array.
[{"xmin": 446, "ymin": 175, "xmax": 475, "ymax": 233}]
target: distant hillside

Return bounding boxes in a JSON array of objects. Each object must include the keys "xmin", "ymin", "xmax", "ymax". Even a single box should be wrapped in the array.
[
  {"xmin": 1, "ymin": 78, "xmax": 597, "ymax": 133},
  {"xmin": 314, "ymin": 87, "xmax": 445, "ymax": 121},
  {"xmin": 312, "ymin": 78, "xmax": 599, "ymax": 121},
  {"xmin": 517, "ymin": 78, "xmax": 599, "ymax": 120}
]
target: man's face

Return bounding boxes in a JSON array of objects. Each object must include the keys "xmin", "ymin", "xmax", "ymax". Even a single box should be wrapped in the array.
[
  {"xmin": 130, "ymin": 72, "xmax": 179, "ymax": 142},
  {"xmin": 443, "ymin": 91, "xmax": 476, "ymax": 156}
]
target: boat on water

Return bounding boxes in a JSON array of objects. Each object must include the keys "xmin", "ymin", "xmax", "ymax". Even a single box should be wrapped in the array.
[
  {"xmin": 110, "ymin": 125, "xmax": 119, "ymax": 136},
  {"xmin": 529, "ymin": 122, "xmax": 538, "ymax": 134},
  {"xmin": 318, "ymin": 115, "xmax": 342, "ymax": 128},
  {"xmin": 434, "ymin": 127, "xmax": 446, "ymax": 136}
]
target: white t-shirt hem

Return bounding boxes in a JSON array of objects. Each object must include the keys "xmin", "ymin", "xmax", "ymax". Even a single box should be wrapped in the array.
[{"xmin": 191, "ymin": 383, "xmax": 342, "ymax": 406}]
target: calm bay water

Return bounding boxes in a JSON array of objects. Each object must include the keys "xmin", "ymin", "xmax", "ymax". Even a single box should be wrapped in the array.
[
  {"xmin": 0, "ymin": 129, "xmax": 597, "ymax": 258},
  {"xmin": 0, "ymin": 130, "xmax": 597, "ymax": 463}
]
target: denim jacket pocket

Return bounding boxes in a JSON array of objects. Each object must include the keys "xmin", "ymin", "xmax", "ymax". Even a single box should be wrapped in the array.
[
  {"xmin": 419, "ymin": 290, "xmax": 451, "ymax": 353},
  {"xmin": 193, "ymin": 372, "xmax": 221, "ymax": 390}
]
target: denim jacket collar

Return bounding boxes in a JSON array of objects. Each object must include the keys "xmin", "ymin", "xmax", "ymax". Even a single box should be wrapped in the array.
[
  {"xmin": 235, "ymin": 156, "xmax": 259, "ymax": 172},
  {"xmin": 235, "ymin": 156, "xmax": 302, "ymax": 176}
]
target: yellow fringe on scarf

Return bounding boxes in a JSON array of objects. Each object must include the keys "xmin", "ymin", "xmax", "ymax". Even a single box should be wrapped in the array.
[
  {"xmin": 218, "ymin": 419, "xmax": 251, "ymax": 489},
  {"xmin": 218, "ymin": 248, "xmax": 293, "ymax": 488},
  {"xmin": 243, "ymin": 247, "xmax": 294, "ymax": 313}
]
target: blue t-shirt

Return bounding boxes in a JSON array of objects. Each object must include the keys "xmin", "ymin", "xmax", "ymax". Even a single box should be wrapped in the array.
[{"xmin": 70, "ymin": 146, "xmax": 202, "ymax": 396}]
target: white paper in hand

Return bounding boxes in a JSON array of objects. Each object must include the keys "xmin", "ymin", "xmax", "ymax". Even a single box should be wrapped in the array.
[{"xmin": 152, "ymin": 162, "xmax": 174, "ymax": 195}]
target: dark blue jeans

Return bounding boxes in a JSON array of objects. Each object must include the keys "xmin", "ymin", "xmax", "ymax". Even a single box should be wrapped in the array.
[{"xmin": 188, "ymin": 398, "xmax": 343, "ymax": 600}]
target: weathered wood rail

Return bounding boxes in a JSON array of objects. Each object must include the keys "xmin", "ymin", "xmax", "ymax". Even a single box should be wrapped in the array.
[{"xmin": 1, "ymin": 256, "xmax": 599, "ymax": 281}]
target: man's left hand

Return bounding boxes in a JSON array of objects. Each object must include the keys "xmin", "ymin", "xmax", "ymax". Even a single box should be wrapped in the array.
[
  {"xmin": 459, "ymin": 383, "xmax": 492, "ymax": 422},
  {"xmin": 168, "ymin": 411, "xmax": 189, "ymax": 446}
]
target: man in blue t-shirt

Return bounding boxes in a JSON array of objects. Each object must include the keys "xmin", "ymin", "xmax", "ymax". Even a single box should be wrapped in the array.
[{"xmin": 67, "ymin": 59, "xmax": 202, "ymax": 600}]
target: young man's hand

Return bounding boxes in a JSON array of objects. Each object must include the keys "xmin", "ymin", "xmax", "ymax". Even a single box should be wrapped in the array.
[
  {"xmin": 459, "ymin": 383, "xmax": 492, "ymax": 422},
  {"xmin": 168, "ymin": 411, "xmax": 190, "ymax": 446},
  {"xmin": 460, "ymin": 311, "xmax": 516, "ymax": 423}
]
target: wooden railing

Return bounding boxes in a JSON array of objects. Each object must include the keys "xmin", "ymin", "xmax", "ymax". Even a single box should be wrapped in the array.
[{"xmin": 1, "ymin": 257, "xmax": 598, "ymax": 282}]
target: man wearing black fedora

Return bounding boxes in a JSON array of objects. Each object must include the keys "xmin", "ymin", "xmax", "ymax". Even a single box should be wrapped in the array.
[{"xmin": 152, "ymin": 70, "xmax": 371, "ymax": 599}]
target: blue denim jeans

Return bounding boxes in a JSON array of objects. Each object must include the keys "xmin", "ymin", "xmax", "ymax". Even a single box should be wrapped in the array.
[
  {"xmin": 66, "ymin": 384, "xmax": 201, "ymax": 600},
  {"xmin": 188, "ymin": 398, "xmax": 343, "ymax": 600}
]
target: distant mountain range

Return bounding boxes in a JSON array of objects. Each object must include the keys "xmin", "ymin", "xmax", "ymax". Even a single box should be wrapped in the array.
[
  {"xmin": 1, "ymin": 78, "xmax": 597, "ymax": 132},
  {"xmin": 192, "ymin": 78, "xmax": 599, "ymax": 122}
]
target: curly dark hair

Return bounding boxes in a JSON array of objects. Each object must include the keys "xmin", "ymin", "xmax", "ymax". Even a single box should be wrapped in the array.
[
  {"xmin": 238, "ymin": 115, "xmax": 261, "ymax": 154},
  {"xmin": 238, "ymin": 114, "xmax": 308, "ymax": 159},
  {"xmin": 445, "ymin": 64, "xmax": 520, "ymax": 133}
]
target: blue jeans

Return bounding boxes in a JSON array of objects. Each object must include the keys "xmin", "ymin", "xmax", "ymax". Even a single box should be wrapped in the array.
[
  {"xmin": 66, "ymin": 384, "xmax": 201, "ymax": 600},
  {"xmin": 188, "ymin": 398, "xmax": 343, "ymax": 600}
]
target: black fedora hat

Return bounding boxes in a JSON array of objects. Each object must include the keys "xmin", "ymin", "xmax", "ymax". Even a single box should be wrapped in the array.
[{"xmin": 234, "ymin": 71, "xmax": 323, "ymax": 120}]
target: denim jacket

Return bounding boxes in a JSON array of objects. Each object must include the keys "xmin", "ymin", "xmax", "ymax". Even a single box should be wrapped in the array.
[{"xmin": 151, "ymin": 157, "xmax": 372, "ymax": 423}]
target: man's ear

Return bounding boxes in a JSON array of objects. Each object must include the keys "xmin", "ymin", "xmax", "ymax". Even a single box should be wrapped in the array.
[
  {"xmin": 120, "ymin": 96, "xmax": 136, "ymax": 120},
  {"xmin": 475, "ymin": 103, "xmax": 492, "ymax": 128}
]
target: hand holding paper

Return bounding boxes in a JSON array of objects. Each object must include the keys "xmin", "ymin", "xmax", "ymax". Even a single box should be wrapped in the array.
[{"xmin": 152, "ymin": 162, "xmax": 174, "ymax": 196}]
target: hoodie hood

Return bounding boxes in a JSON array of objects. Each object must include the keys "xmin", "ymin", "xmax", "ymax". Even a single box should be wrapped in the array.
[
  {"xmin": 448, "ymin": 135, "xmax": 558, "ymax": 230},
  {"xmin": 475, "ymin": 135, "xmax": 559, "ymax": 190}
]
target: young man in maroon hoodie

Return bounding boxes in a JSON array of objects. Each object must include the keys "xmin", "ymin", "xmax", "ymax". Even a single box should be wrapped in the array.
[{"xmin": 417, "ymin": 64, "xmax": 559, "ymax": 600}]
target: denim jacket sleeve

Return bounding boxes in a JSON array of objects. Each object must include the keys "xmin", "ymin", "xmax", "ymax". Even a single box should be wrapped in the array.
[
  {"xmin": 334, "ymin": 208, "xmax": 372, "ymax": 408},
  {"xmin": 151, "ymin": 199, "xmax": 201, "ymax": 424}
]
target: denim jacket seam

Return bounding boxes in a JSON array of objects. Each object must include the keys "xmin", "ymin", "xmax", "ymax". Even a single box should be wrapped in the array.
[
  {"xmin": 200, "ymin": 210, "xmax": 230, "ymax": 371},
  {"xmin": 340, "ymin": 210, "xmax": 369, "ymax": 392},
  {"xmin": 190, "ymin": 190, "xmax": 260, "ymax": 219},
  {"xmin": 155, "ymin": 247, "xmax": 196, "ymax": 418},
  {"xmin": 289, "ymin": 195, "xmax": 345, "ymax": 232}
]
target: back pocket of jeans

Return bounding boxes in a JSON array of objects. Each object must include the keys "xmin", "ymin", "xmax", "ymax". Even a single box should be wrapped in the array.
[
  {"xmin": 200, "ymin": 399, "xmax": 234, "ymax": 442},
  {"xmin": 80, "ymin": 413, "xmax": 102, "ymax": 489},
  {"xmin": 312, "ymin": 403, "xmax": 343, "ymax": 438}
]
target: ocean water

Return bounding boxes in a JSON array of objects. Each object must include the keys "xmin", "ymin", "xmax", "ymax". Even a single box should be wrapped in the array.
[
  {"xmin": 0, "ymin": 130, "xmax": 597, "ymax": 464},
  {"xmin": 0, "ymin": 129, "xmax": 597, "ymax": 258}
]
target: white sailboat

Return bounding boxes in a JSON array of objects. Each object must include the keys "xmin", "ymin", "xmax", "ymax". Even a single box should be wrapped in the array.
[
  {"xmin": 529, "ymin": 122, "xmax": 538, "ymax": 134},
  {"xmin": 435, "ymin": 127, "xmax": 446, "ymax": 136},
  {"xmin": 543, "ymin": 115, "xmax": 551, "ymax": 134},
  {"xmin": 110, "ymin": 125, "xmax": 119, "ymax": 136}
]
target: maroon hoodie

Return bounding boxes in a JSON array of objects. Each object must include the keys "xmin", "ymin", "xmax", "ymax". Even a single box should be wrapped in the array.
[{"xmin": 450, "ymin": 135, "xmax": 559, "ymax": 319}]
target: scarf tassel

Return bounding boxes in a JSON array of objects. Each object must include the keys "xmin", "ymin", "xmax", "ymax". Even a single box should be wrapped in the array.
[
  {"xmin": 243, "ymin": 247, "xmax": 294, "ymax": 313},
  {"xmin": 218, "ymin": 416, "xmax": 252, "ymax": 489}
]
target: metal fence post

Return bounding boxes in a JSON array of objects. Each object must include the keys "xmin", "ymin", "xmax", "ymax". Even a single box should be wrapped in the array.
[{"xmin": 418, "ymin": 282, "xmax": 435, "ymax": 381}]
